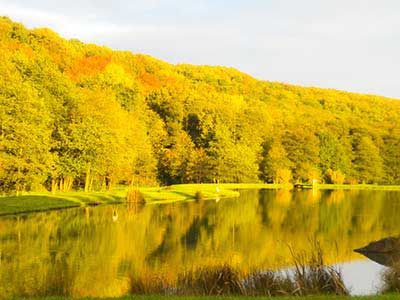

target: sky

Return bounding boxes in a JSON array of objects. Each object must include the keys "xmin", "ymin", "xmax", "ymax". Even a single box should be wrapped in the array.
[{"xmin": 0, "ymin": 0, "xmax": 399, "ymax": 98}]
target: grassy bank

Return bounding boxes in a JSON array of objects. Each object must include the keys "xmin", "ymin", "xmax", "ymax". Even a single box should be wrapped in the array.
[
  {"xmin": 0, "ymin": 184, "xmax": 281, "ymax": 215},
  {"xmin": 4, "ymin": 294, "xmax": 400, "ymax": 300},
  {"xmin": 0, "ymin": 190, "xmax": 126, "ymax": 216},
  {"xmin": 138, "ymin": 183, "xmax": 286, "ymax": 203},
  {"xmin": 138, "ymin": 183, "xmax": 400, "ymax": 203}
]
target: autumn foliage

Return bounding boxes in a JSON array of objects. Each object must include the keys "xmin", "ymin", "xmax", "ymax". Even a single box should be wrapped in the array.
[{"xmin": 0, "ymin": 17, "xmax": 399, "ymax": 194}]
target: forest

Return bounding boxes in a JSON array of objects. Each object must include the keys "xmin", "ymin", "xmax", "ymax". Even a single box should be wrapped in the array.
[{"xmin": 0, "ymin": 16, "xmax": 399, "ymax": 194}]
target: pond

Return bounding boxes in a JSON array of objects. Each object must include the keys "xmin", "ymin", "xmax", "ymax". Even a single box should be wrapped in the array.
[{"xmin": 0, "ymin": 189, "xmax": 399, "ymax": 297}]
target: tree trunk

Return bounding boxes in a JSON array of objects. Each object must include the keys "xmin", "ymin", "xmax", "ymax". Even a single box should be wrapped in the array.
[
  {"xmin": 60, "ymin": 178, "xmax": 64, "ymax": 192},
  {"xmin": 51, "ymin": 178, "xmax": 58, "ymax": 194},
  {"xmin": 85, "ymin": 164, "xmax": 91, "ymax": 192},
  {"xmin": 63, "ymin": 176, "xmax": 73, "ymax": 192}
]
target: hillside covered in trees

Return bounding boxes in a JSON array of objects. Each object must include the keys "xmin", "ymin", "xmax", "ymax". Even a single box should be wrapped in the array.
[{"xmin": 0, "ymin": 17, "xmax": 399, "ymax": 194}]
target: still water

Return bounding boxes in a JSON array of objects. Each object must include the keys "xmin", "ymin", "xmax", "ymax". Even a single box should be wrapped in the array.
[{"xmin": 1, "ymin": 189, "xmax": 399, "ymax": 297}]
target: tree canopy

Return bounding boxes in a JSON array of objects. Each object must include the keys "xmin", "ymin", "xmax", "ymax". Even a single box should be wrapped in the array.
[{"xmin": 1, "ymin": 17, "xmax": 399, "ymax": 193}]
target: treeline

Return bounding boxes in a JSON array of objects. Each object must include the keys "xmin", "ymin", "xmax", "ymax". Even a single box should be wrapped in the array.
[{"xmin": 0, "ymin": 17, "xmax": 399, "ymax": 194}]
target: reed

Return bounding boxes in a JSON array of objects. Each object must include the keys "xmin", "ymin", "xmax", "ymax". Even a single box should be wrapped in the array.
[
  {"xmin": 129, "ymin": 243, "xmax": 348, "ymax": 296},
  {"xmin": 245, "ymin": 270, "xmax": 294, "ymax": 296},
  {"xmin": 290, "ymin": 242, "xmax": 348, "ymax": 296},
  {"xmin": 129, "ymin": 273, "xmax": 171, "ymax": 295},
  {"xmin": 177, "ymin": 265, "xmax": 245, "ymax": 295},
  {"xmin": 381, "ymin": 262, "xmax": 400, "ymax": 293}
]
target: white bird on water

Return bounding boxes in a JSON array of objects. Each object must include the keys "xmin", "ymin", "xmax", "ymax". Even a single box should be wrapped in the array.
[{"xmin": 112, "ymin": 209, "xmax": 118, "ymax": 222}]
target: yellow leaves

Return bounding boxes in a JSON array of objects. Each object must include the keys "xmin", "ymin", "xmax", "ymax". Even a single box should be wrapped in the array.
[
  {"xmin": 325, "ymin": 169, "xmax": 345, "ymax": 184},
  {"xmin": 99, "ymin": 63, "xmax": 133, "ymax": 88},
  {"xmin": 3, "ymin": 41, "xmax": 33, "ymax": 58},
  {"xmin": 276, "ymin": 168, "xmax": 292, "ymax": 184},
  {"xmin": 68, "ymin": 54, "xmax": 112, "ymax": 81},
  {"xmin": 139, "ymin": 72, "xmax": 162, "ymax": 91}
]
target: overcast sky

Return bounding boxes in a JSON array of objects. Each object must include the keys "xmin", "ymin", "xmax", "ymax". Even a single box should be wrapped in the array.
[{"xmin": 0, "ymin": 0, "xmax": 399, "ymax": 98}]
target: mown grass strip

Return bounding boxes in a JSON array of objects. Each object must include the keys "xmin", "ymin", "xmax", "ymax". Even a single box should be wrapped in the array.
[
  {"xmin": 138, "ymin": 183, "xmax": 287, "ymax": 202},
  {"xmin": 0, "ymin": 191, "xmax": 125, "ymax": 216},
  {"xmin": 3, "ymin": 293, "xmax": 400, "ymax": 300}
]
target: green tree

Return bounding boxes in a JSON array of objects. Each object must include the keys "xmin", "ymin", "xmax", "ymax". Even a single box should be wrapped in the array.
[
  {"xmin": 260, "ymin": 138, "xmax": 292, "ymax": 183},
  {"xmin": 282, "ymin": 127, "xmax": 320, "ymax": 183},
  {"xmin": 318, "ymin": 132, "xmax": 350, "ymax": 182},
  {"xmin": 0, "ymin": 53, "xmax": 53, "ymax": 193},
  {"xmin": 353, "ymin": 136, "xmax": 384, "ymax": 183},
  {"xmin": 382, "ymin": 131, "xmax": 400, "ymax": 184}
]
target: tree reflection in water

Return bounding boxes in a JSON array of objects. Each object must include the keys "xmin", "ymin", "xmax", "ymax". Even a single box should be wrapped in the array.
[{"xmin": 0, "ymin": 189, "xmax": 399, "ymax": 297}]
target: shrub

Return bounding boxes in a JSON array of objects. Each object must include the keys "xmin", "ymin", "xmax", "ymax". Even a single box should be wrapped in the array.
[
  {"xmin": 127, "ymin": 189, "xmax": 145, "ymax": 203},
  {"xmin": 194, "ymin": 191, "xmax": 204, "ymax": 202}
]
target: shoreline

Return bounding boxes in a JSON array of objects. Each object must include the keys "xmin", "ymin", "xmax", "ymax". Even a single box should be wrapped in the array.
[{"xmin": 1, "ymin": 183, "xmax": 400, "ymax": 216}]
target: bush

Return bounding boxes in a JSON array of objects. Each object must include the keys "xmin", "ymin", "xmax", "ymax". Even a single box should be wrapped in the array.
[
  {"xmin": 325, "ymin": 169, "xmax": 345, "ymax": 184},
  {"xmin": 194, "ymin": 191, "xmax": 204, "ymax": 202},
  {"xmin": 127, "ymin": 189, "xmax": 145, "ymax": 203}
]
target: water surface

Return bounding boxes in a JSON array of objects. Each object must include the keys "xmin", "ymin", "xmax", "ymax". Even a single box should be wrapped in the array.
[{"xmin": 1, "ymin": 189, "xmax": 399, "ymax": 297}]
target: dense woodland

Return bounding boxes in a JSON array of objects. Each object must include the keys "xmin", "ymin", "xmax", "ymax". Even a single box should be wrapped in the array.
[{"xmin": 0, "ymin": 17, "xmax": 399, "ymax": 194}]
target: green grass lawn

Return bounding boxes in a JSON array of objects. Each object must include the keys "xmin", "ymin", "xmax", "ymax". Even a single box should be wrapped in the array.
[
  {"xmin": 0, "ymin": 190, "xmax": 126, "ymax": 216},
  {"xmin": 4, "ymin": 294, "xmax": 400, "ymax": 300},
  {"xmin": 138, "ymin": 183, "xmax": 286, "ymax": 203},
  {"xmin": 0, "ymin": 195, "xmax": 80, "ymax": 215}
]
